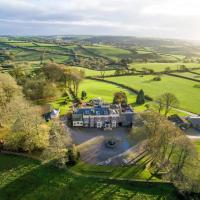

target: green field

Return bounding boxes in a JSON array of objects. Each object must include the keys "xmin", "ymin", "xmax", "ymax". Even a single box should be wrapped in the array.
[
  {"xmin": 129, "ymin": 62, "xmax": 200, "ymax": 72},
  {"xmin": 70, "ymin": 67, "xmax": 115, "ymax": 77},
  {"xmin": 79, "ymin": 79, "xmax": 136, "ymax": 103},
  {"xmin": 84, "ymin": 45, "xmax": 133, "ymax": 60},
  {"xmin": 105, "ymin": 75, "xmax": 200, "ymax": 113},
  {"xmin": 5, "ymin": 42, "xmax": 36, "ymax": 47},
  {"xmin": 193, "ymin": 69, "xmax": 200, "ymax": 74},
  {"xmin": 50, "ymin": 79, "xmax": 145, "ymax": 115},
  {"xmin": 0, "ymin": 154, "xmax": 178, "ymax": 200}
]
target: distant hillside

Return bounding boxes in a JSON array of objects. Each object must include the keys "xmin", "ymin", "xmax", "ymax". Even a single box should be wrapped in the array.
[{"xmin": 80, "ymin": 36, "xmax": 200, "ymax": 57}]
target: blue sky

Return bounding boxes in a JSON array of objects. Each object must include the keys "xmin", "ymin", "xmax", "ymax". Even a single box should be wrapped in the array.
[{"xmin": 0, "ymin": 0, "xmax": 200, "ymax": 39}]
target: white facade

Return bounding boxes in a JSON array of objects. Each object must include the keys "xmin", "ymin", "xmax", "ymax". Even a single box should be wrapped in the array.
[{"xmin": 73, "ymin": 121, "xmax": 83, "ymax": 127}]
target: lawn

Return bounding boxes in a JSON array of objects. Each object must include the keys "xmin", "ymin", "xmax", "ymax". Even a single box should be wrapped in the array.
[
  {"xmin": 105, "ymin": 75, "xmax": 200, "ymax": 113},
  {"xmin": 0, "ymin": 154, "xmax": 178, "ymax": 200},
  {"xmin": 129, "ymin": 62, "xmax": 200, "ymax": 72},
  {"xmin": 78, "ymin": 79, "xmax": 137, "ymax": 104},
  {"xmin": 50, "ymin": 79, "xmax": 145, "ymax": 115}
]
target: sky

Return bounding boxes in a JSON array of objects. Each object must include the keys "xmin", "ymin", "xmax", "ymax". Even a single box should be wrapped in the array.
[{"xmin": 0, "ymin": 0, "xmax": 200, "ymax": 40}]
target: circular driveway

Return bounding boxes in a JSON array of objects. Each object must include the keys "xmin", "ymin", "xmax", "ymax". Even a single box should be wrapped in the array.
[{"xmin": 69, "ymin": 127, "xmax": 133, "ymax": 164}]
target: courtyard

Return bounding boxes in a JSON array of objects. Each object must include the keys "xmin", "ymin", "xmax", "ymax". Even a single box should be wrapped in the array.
[{"xmin": 69, "ymin": 127, "xmax": 143, "ymax": 165}]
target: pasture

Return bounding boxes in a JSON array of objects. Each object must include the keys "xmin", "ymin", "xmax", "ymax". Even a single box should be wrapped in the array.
[
  {"xmin": 78, "ymin": 79, "xmax": 137, "ymax": 103},
  {"xmin": 70, "ymin": 67, "xmax": 115, "ymax": 77},
  {"xmin": 105, "ymin": 75, "xmax": 200, "ymax": 113},
  {"xmin": 84, "ymin": 44, "xmax": 133, "ymax": 60},
  {"xmin": 129, "ymin": 62, "xmax": 200, "ymax": 72},
  {"xmin": 173, "ymin": 72, "xmax": 200, "ymax": 80}
]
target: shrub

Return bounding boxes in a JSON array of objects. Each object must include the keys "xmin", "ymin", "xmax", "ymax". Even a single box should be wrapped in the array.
[
  {"xmin": 194, "ymin": 84, "xmax": 200, "ymax": 88},
  {"xmin": 153, "ymin": 76, "xmax": 161, "ymax": 81},
  {"xmin": 81, "ymin": 90, "xmax": 87, "ymax": 100},
  {"xmin": 67, "ymin": 145, "xmax": 80, "ymax": 166}
]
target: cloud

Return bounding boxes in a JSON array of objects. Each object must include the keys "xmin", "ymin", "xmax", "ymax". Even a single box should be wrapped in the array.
[{"xmin": 0, "ymin": 0, "xmax": 200, "ymax": 39}]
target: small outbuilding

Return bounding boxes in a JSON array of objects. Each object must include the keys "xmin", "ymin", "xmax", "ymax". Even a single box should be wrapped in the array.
[
  {"xmin": 186, "ymin": 115, "xmax": 200, "ymax": 129},
  {"xmin": 43, "ymin": 109, "xmax": 60, "ymax": 122}
]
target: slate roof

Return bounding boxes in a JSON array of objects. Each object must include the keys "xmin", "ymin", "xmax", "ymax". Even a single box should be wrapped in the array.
[
  {"xmin": 75, "ymin": 106, "xmax": 110, "ymax": 116},
  {"xmin": 72, "ymin": 114, "xmax": 83, "ymax": 121},
  {"xmin": 125, "ymin": 113, "xmax": 133, "ymax": 123},
  {"xmin": 187, "ymin": 116, "xmax": 200, "ymax": 125}
]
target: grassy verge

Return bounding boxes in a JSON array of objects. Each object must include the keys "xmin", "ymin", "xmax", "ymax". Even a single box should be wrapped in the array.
[{"xmin": 71, "ymin": 159, "xmax": 158, "ymax": 181}]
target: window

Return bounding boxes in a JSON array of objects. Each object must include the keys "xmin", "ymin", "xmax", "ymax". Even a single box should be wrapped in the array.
[
  {"xmin": 97, "ymin": 122, "xmax": 102, "ymax": 128},
  {"xmin": 85, "ymin": 110, "xmax": 90, "ymax": 115},
  {"xmin": 112, "ymin": 121, "xmax": 117, "ymax": 128},
  {"xmin": 96, "ymin": 111, "xmax": 100, "ymax": 115}
]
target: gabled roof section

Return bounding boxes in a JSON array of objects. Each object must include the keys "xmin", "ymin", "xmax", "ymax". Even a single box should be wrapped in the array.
[{"xmin": 75, "ymin": 105, "xmax": 110, "ymax": 116}]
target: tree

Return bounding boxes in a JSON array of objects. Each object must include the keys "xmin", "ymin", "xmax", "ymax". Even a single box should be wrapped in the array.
[
  {"xmin": 5, "ymin": 104, "xmax": 49, "ymax": 152},
  {"xmin": 136, "ymin": 89, "xmax": 145, "ymax": 105},
  {"xmin": 120, "ymin": 58, "xmax": 129, "ymax": 69},
  {"xmin": 67, "ymin": 144, "xmax": 80, "ymax": 165},
  {"xmin": 100, "ymin": 65, "xmax": 106, "ymax": 79},
  {"xmin": 179, "ymin": 65, "xmax": 188, "ymax": 72},
  {"xmin": 114, "ymin": 69, "xmax": 121, "ymax": 76},
  {"xmin": 71, "ymin": 68, "xmax": 85, "ymax": 96},
  {"xmin": 113, "ymin": 91, "xmax": 127, "ymax": 105},
  {"xmin": 40, "ymin": 51, "xmax": 45, "ymax": 65},
  {"xmin": 165, "ymin": 67, "xmax": 171, "ymax": 73},
  {"xmin": 23, "ymin": 79, "xmax": 59, "ymax": 101},
  {"xmin": 9, "ymin": 63, "xmax": 32, "ymax": 85},
  {"xmin": 43, "ymin": 63, "xmax": 64, "ymax": 82},
  {"xmin": 42, "ymin": 120, "xmax": 72, "ymax": 161},
  {"xmin": 156, "ymin": 93, "xmax": 179, "ymax": 116},
  {"xmin": 0, "ymin": 73, "xmax": 21, "ymax": 127},
  {"xmin": 42, "ymin": 64, "xmax": 85, "ymax": 97},
  {"xmin": 130, "ymin": 110, "xmax": 199, "ymax": 193},
  {"xmin": 81, "ymin": 91, "xmax": 87, "ymax": 100}
]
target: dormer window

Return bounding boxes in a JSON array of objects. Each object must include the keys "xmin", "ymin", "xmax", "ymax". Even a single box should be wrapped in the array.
[{"xmin": 85, "ymin": 110, "xmax": 90, "ymax": 115}]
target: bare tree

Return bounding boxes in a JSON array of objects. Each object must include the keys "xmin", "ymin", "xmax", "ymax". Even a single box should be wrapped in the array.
[{"xmin": 156, "ymin": 93, "xmax": 179, "ymax": 116}]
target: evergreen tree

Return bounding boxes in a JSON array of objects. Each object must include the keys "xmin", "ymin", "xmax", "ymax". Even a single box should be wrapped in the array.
[
  {"xmin": 81, "ymin": 90, "xmax": 87, "ymax": 100},
  {"xmin": 136, "ymin": 89, "xmax": 145, "ymax": 105}
]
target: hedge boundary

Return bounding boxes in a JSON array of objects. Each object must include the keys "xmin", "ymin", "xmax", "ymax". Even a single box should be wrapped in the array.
[{"xmin": 166, "ymin": 73, "xmax": 200, "ymax": 82}]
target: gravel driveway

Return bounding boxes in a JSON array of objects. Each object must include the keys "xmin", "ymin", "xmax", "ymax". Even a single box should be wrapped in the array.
[
  {"xmin": 69, "ymin": 127, "xmax": 133, "ymax": 164},
  {"xmin": 186, "ymin": 128, "xmax": 200, "ymax": 140}
]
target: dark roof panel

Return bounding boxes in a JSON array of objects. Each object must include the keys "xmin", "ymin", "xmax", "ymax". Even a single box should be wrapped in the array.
[{"xmin": 76, "ymin": 106, "xmax": 110, "ymax": 115}]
